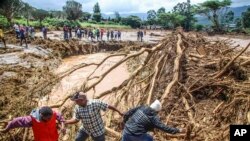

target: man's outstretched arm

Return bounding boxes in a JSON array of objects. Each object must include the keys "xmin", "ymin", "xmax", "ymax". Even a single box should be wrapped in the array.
[
  {"xmin": 64, "ymin": 118, "xmax": 79, "ymax": 125},
  {"xmin": 108, "ymin": 105, "xmax": 124, "ymax": 116},
  {"xmin": 152, "ymin": 116, "xmax": 185, "ymax": 134},
  {"xmin": 0, "ymin": 116, "xmax": 32, "ymax": 133}
]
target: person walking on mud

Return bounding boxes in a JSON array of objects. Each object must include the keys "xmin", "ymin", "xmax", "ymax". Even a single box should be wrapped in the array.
[
  {"xmin": 13, "ymin": 23, "xmax": 20, "ymax": 39},
  {"xmin": 30, "ymin": 26, "xmax": 35, "ymax": 40},
  {"xmin": 0, "ymin": 24, "xmax": 7, "ymax": 48},
  {"xmin": 0, "ymin": 106, "xmax": 66, "ymax": 141},
  {"xmin": 69, "ymin": 26, "xmax": 72, "ymax": 39},
  {"xmin": 96, "ymin": 28, "xmax": 100, "ymax": 41},
  {"xmin": 100, "ymin": 28, "xmax": 104, "ymax": 41},
  {"xmin": 137, "ymin": 30, "xmax": 140, "ymax": 41},
  {"xmin": 65, "ymin": 92, "xmax": 124, "ymax": 141},
  {"xmin": 111, "ymin": 30, "xmax": 114, "ymax": 40},
  {"xmin": 140, "ymin": 31, "xmax": 144, "ymax": 42},
  {"xmin": 118, "ymin": 30, "xmax": 121, "ymax": 41},
  {"xmin": 122, "ymin": 100, "xmax": 186, "ymax": 141},
  {"xmin": 42, "ymin": 26, "xmax": 47, "ymax": 39},
  {"xmin": 63, "ymin": 25, "xmax": 69, "ymax": 40},
  {"xmin": 20, "ymin": 25, "xmax": 28, "ymax": 48},
  {"xmin": 107, "ymin": 30, "xmax": 110, "ymax": 41}
]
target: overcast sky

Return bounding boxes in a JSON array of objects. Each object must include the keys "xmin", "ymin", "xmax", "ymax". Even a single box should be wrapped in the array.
[{"xmin": 23, "ymin": 0, "xmax": 250, "ymax": 14}]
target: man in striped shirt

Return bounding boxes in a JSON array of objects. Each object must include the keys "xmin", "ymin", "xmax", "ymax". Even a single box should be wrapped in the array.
[
  {"xmin": 65, "ymin": 92, "xmax": 123, "ymax": 141},
  {"xmin": 122, "ymin": 100, "xmax": 185, "ymax": 141}
]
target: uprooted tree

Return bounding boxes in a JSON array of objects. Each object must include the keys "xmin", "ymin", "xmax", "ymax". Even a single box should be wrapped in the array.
[{"xmin": 0, "ymin": 31, "xmax": 250, "ymax": 141}]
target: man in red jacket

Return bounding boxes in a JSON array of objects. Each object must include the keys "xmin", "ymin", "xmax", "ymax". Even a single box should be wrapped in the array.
[{"xmin": 0, "ymin": 106, "xmax": 65, "ymax": 141}]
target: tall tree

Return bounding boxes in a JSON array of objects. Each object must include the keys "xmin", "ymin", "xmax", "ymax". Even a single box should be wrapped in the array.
[
  {"xmin": 195, "ymin": 0, "xmax": 232, "ymax": 32},
  {"xmin": 0, "ymin": 0, "xmax": 23, "ymax": 24},
  {"xmin": 172, "ymin": 0, "xmax": 193, "ymax": 31},
  {"xmin": 158, "ymin": 12, "xmax": 186, "ymax": 28},
  {"xmin": 242, "ymin": 8, "xmax": 250, "ymax": 28},
  {"xmin": 32, "ymin": 9, "xmax": 49, "ymax": 26},
  {"xmin": 147, "ymin": 10, "xmax": 157, "ymax": 25},
  {"xmin": 157, "ymin": 7, "xmax": 166, "ymax": 15},
  {"xmin": 63, "ymin": 0, "xmax": 82, "ymax": 21},
  {"xmin": 121, "ymin": 15, "xmax": 141, "ymax": 28},
  {"xmin": 224, "ymin": 10, "xmax": 234, "ymax": 23},
  {"xmin": 21, "ymin": 2, "xmax": 34, "ymax": 26},
  {"xmin": 93, "ymin": 2, "xmax": 101, "ymax": 22},
  {"xmin": 114, "ymin": 11, "xmax": 121, "ymax": 23}
]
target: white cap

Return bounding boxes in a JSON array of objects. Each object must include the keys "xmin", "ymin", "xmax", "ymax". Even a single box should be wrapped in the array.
[{"xmin": 150, "ymin": 100, "xmax": 162, "ymax": 111}]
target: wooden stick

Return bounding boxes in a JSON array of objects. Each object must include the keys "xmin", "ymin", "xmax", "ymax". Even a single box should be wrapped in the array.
[{"xmin": 147, "ymin": 54, "xmax": 165, "ymax": 104}]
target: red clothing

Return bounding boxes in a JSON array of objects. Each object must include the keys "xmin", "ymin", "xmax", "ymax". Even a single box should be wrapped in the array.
[{"xmin": 31, "ymin": 112, "xmax": 59, "ymax": 141}]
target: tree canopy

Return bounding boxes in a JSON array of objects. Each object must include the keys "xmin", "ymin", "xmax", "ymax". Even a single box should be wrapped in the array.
[
  {"xmin": 195, "ymin": 0, "xmax": 232, "ymax": 32},
  {"xmin": 63, "ymin": 0, "xmax": 82, "ymax": 21},
  {"xmin": 0, "ymin": 0, "xmax": 23, "ymax": 24},
  {"xmin": 93, "ymin": 2, "xmax": 101, "ymax": 22},
  {"xmin": 242, "ymin": 8, "xmax": 250, "ymax": 28},
  {"xmin": 147, "ymin": 10, "xmax": 157, "ymax": 25},
  {"xmin": 121, "ymin": 15, "xmax": 141, "ymax": 28}
]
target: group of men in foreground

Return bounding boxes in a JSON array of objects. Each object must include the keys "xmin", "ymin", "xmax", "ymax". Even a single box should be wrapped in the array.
[{"xmin": 0, "ymin": 92, "xmax": 185, "ymax": 141}]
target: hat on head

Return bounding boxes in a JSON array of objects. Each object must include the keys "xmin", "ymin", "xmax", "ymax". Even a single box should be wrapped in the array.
[
  {"xmin": 70, "ymin": 92, "xmax": 86, "ymax": 101},
  {"xmin": 150, "ymin": 100, "xmax": 162, "ymax": 112}
]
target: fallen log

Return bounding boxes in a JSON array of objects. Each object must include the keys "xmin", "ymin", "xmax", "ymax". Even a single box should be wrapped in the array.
[{"xmin": 161, "ymin": 34, "xmax": 185, "ymax": 104}]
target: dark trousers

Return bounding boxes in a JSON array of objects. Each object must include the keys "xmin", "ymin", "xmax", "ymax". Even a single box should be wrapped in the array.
[
  {"xmin": 122, "ymin": 132, "xmax": 153, "ymax": 141},
  {"xmin": 16, "ymin": 31, "xmax": 20, "ymax": 38},
  {"xmin": 20, "ymin": 37, "xmax": 28, "ymax": 48},
  {"xmin": 75, "ymin": 129, "xmax": 105, "ymax": 141}
]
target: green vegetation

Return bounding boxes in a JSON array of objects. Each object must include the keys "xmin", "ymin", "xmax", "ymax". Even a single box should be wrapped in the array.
[
  {"xmin": 0, "ymin": 0, "xmax": 131, "ymax": 29},
  {"xmin": 63, "ymin": 0, "xmax": 82, "ymax": 21},
  {"xmin": 195, "ymin": 0, "xmax": 232, "ymax": 32},
  {"xmin": 242, "ymin": 8, "xmax": 250, "ymax": 28},
  {"xmin": 93, "ymin": 2, "xmax": 102, "ymax": 22},
  {"xmin": 79, "ymin": 22, "xmax": 130, "ymax": 29},
  {"xmin": 0, "ymin": 16, "xmax": 130, "ymax": 29}
]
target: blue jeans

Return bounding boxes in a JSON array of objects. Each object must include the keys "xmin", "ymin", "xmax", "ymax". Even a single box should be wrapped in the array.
[
  {"xmin": 75, "ymin": 129, "xmax": 105, "ymax": 141},
  {"xmin": 122, "ymin": 132, "xmax": 153, "ymax": 141}
]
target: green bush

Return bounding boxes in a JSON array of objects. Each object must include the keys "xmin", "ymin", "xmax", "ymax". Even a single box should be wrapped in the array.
[
  {"xmin": 98, "ymin": 21, "xmax": 105, "ymax": 25},
  {"xmin": 88, "ymin": 20, "xmax": 97, "ymax": 24},
  {"xmin": 195, "ymin": 24, "xmax": 204, "ymax": 31},
  {"xmin": 43, "ymin": 18, "xmax": 80, "ymax": 28},
  {"xmin": 0, "ymin": 16, "xmax": 9, "ymax": 28},
  {"xmin": 107, "ymin": 21, "xmax": 116, "ymax": 25}
]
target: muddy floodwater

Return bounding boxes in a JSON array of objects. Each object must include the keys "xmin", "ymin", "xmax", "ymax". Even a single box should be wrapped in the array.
[{"xmin": 39, "ymin": 53, "xmax": 129, "ymax": 106}]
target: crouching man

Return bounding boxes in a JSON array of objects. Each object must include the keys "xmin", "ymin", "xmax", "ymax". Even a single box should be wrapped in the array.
[{"xmin": 122, "ymin": 100, "xmax": 185, "ymax": 141}]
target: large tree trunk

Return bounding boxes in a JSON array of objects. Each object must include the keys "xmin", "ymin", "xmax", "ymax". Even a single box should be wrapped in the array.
[
  {"xmin": 7, "ymin": 17, "xmax": 12, "ymax": 26},
  {"xmin": 213, "ymin": 11, "xmax": 221, "ymax": 32}
]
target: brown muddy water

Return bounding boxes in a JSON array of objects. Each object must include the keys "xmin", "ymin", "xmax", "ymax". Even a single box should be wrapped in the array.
[{"xmin": 39, "ymin": 53, "xmax": 129, "ymax": 106}]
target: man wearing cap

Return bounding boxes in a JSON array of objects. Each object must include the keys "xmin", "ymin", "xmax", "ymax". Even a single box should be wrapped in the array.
[
  {"xmin": 0, "ymin": 106, "xmax": 66, "ymax": 141},
  {"xmin": 122, "ymin": 100, "xmax": 185, "ymax": 141},
  {"xmin": 65, "ymin": 92, "xmax": 124, "ymax": 141}
]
